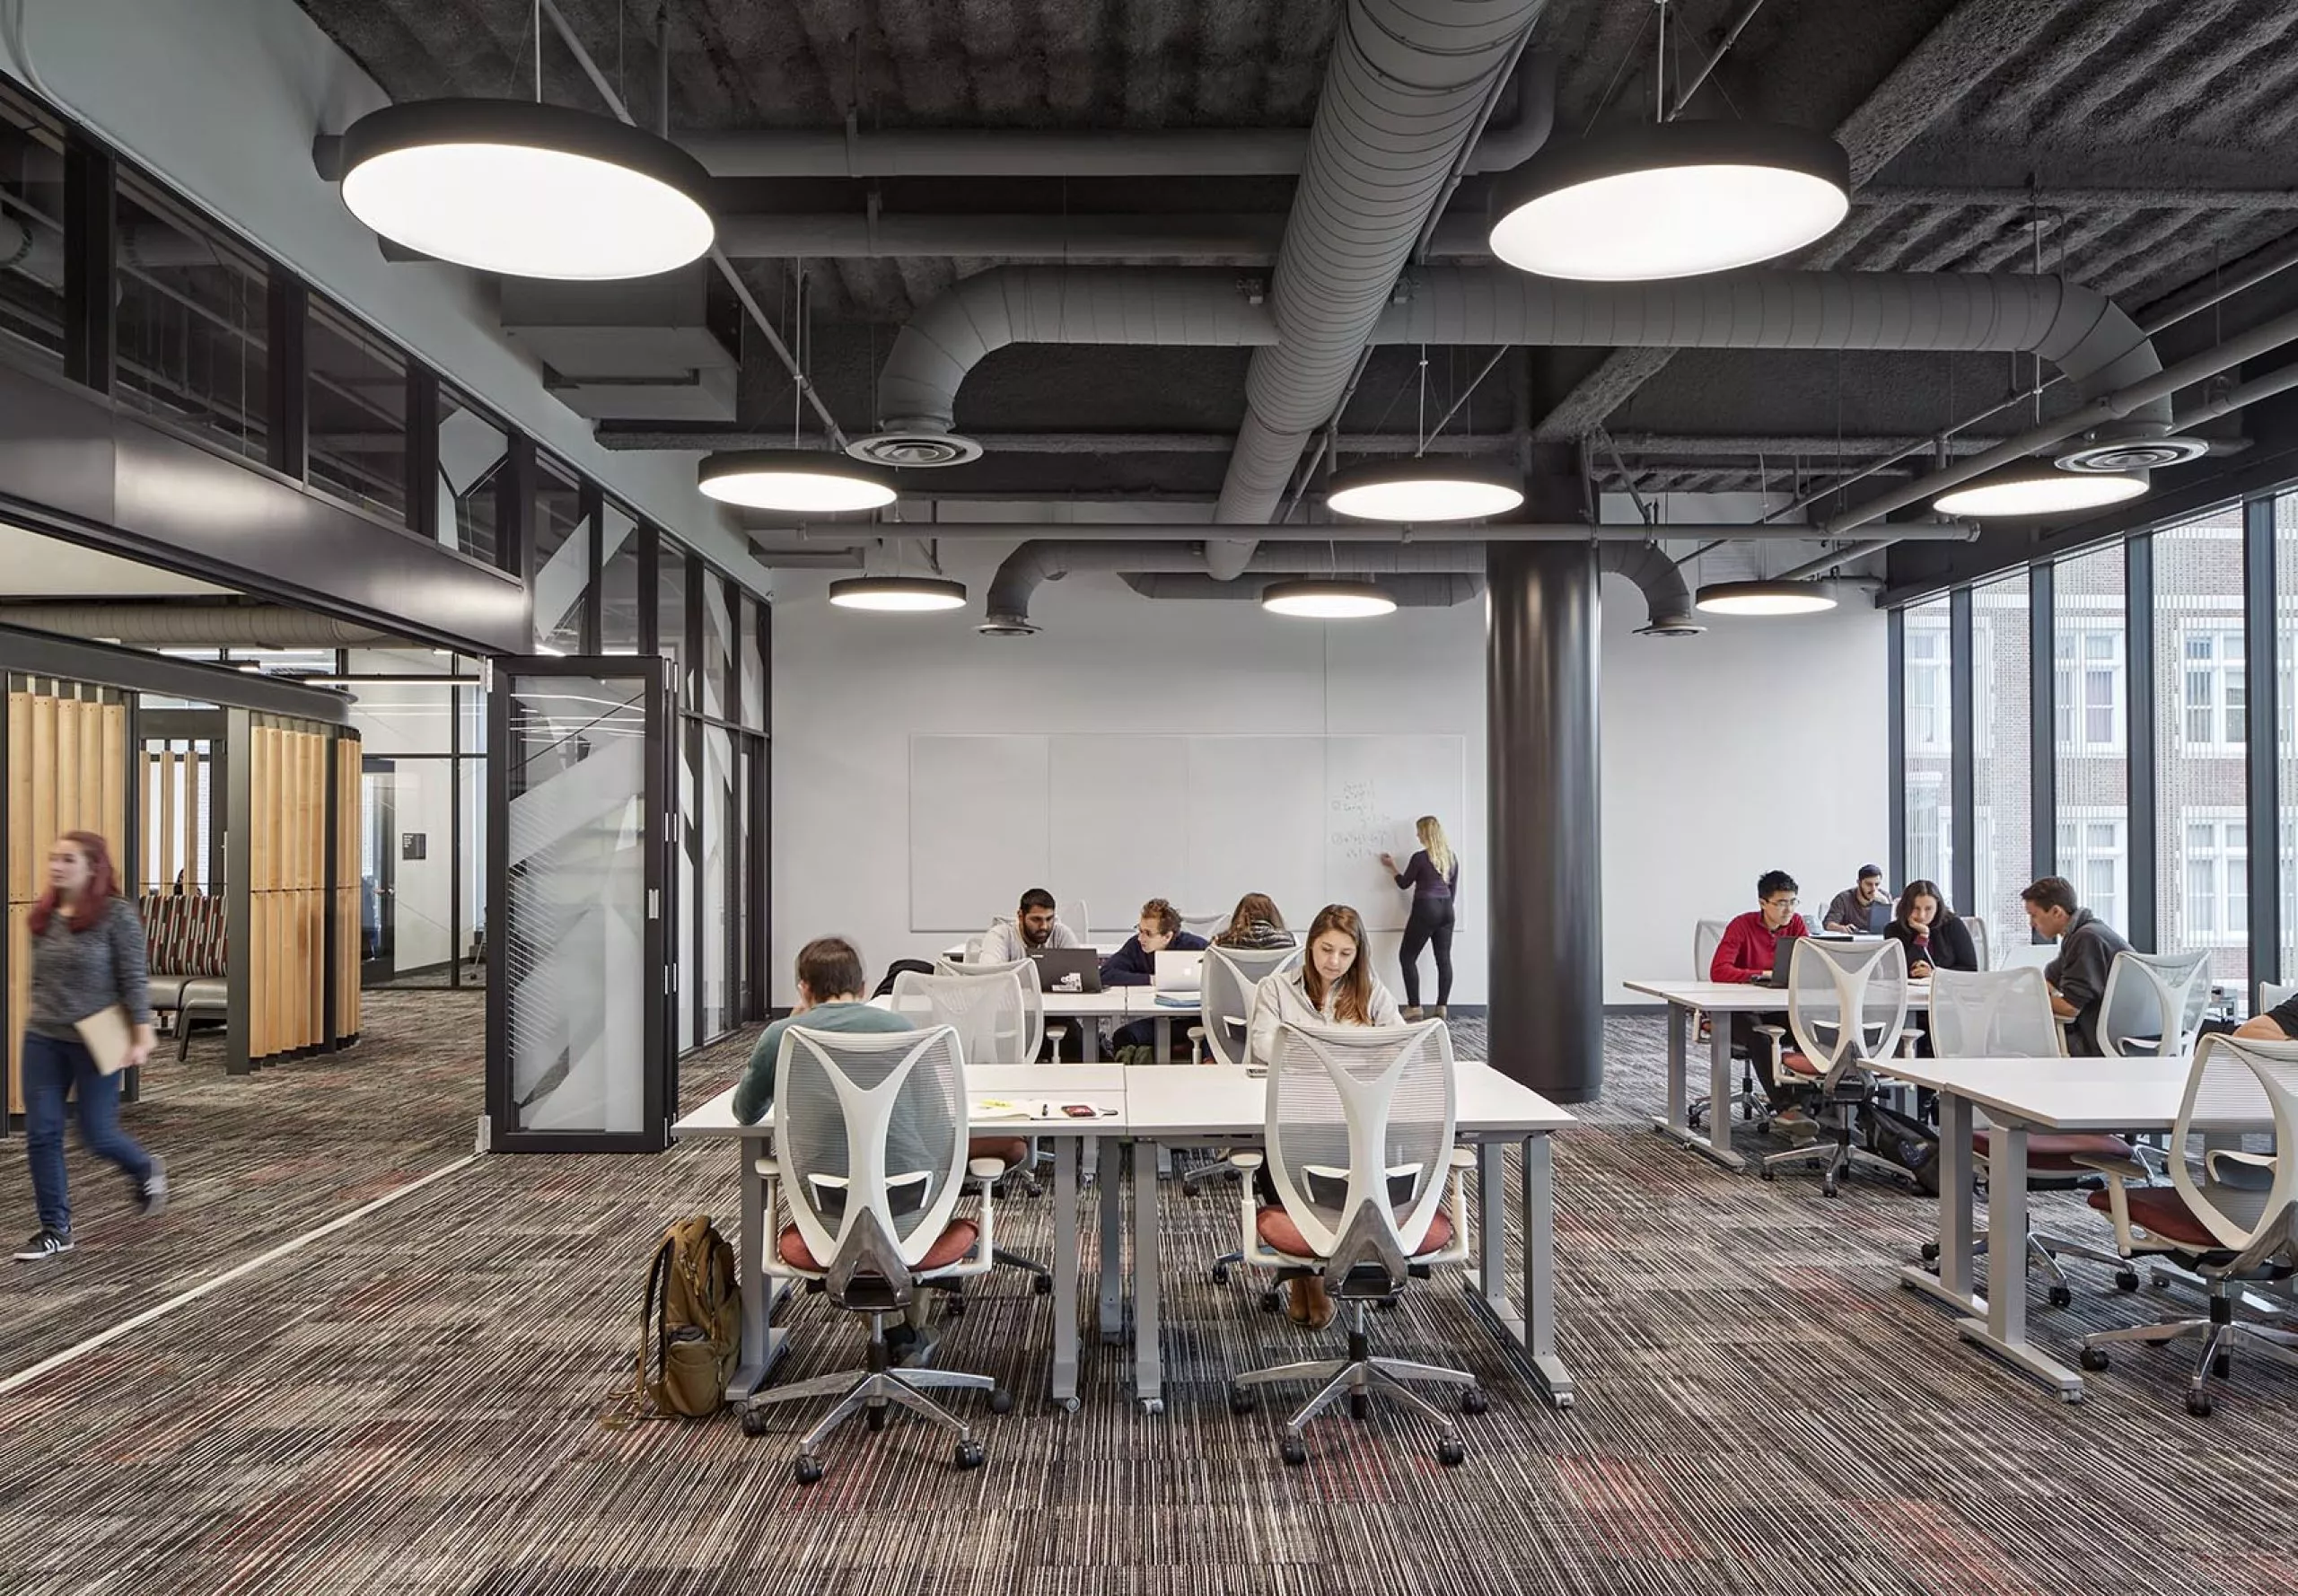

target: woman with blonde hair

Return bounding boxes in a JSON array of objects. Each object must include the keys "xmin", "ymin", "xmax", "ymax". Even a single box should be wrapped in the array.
[{"xmin": 1381, "ymin": 815, "xmax": 1460, "ymax": 1020}]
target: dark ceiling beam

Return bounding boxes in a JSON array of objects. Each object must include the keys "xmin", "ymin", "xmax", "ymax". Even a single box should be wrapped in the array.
[
  {"xmin": 1528, "ymin": 0, "xmax": 2068, "ymax": 444},
  {"xmin": 594, "ymin": 426, "xmax": 1518, "ymax": 455}
]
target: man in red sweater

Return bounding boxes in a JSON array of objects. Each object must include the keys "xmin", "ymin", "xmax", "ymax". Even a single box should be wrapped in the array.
[{"xmin": 1710, "ymin": 869, "xmax": 1813, "ymax": 1128}]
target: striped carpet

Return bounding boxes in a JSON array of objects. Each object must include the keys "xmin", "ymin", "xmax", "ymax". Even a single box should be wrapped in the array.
[{"xmin": 2, "ymin": 998, "xmax": 2295, "ymax": 1594}]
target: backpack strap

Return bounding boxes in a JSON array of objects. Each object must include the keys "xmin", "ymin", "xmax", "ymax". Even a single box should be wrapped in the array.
[{"xmin": 637, "ymin": 1228, "xmax": 680, "ymax": 1414}]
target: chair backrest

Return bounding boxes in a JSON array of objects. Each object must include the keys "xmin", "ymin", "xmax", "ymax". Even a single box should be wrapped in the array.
[
  {"xmin": 2096, "ymin": 948, "xmax": 2213, "ymax": 1059},
  {"xmin": 1203, "ymin": 943, "xmax": 1304, "ymax": 1065},
  {"xmin": 1062, "ymin": 900, "xmax": 1089, "ymax": 941},
  {"xmin": 2259, "ymin": 980, "xmax": 2297, "ymax": 1019},
  {"xmin": 776, "ymin": 1024, "xmax": 969, "ymax": 1294},
  {"xmin": 2002, "ymin": 942, "xmax": 2056, "ymax": 974},
  {"xmin": 1693, "ymin": 917, "xmax": 1730, "ymax": 980},
  {"xmin": 1928, "ymin": 967, "xmax": 2061, "ymax": 1057},
  {"xmin": 1786, "ymin": 937, "xmax": 1910, "ymax": 1071},
  {"xmin": 2168, "ymin": 1034, "xmax": 2298, "ymax": 1252},
  {"xmin": 1962, "ymin": 915, "xmax": 1991, "ymax": 971},
  {"xmin": 1263, "ymin": 1017, "xmax": 1456, "ymax": 1282},
  {"xmin": 1179, "ymin": 910, "xmax": 1229, "ymax": 937},
  {"xmin": 894, "ymin": 968, "xmax": 1042, "ymax": 1065}
]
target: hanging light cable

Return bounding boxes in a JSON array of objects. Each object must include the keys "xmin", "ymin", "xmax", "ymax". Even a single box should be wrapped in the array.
[{"xmin": 1327, "ymin": 343, "xmax": 1525, "ymax": 522}]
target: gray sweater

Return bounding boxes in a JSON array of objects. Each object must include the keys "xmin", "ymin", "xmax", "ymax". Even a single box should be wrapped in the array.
[{"xmin": 27, "ymin": 896, "xmax": 153, "ymax": 1040}]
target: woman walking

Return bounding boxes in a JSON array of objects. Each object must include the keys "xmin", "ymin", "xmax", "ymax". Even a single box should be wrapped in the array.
[
  {"xmin": 1381, "ymin": 815, "xmax": 1459, "ymax": 1021},
  {"xmin": 15, "ymin": 831, "xmax": 166, "ymax": 1262}
]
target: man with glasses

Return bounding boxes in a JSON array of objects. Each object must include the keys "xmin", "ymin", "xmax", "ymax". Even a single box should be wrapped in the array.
[
  {"xmin": 1097, "ymin": 898, "xmax": 1208, "ymax": 1061},
  {"xmin": 1709, "ymin": 869, "xmax": 1815, "ymax": 1135}
]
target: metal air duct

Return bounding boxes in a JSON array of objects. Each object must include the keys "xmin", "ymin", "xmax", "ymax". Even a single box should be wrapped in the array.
[{"xmin": 0, "ymin": 603, "xmax": 400, "ymax": 647}]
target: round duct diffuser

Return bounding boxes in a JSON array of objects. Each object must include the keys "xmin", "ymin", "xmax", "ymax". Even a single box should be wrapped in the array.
[
  {"xmin": 2053, "ymin": 433, "xmax": 2211, "ymax": 473},
  {"xmin": 847, "ymin": 431, "xmax": 986, "ymax": 468}
]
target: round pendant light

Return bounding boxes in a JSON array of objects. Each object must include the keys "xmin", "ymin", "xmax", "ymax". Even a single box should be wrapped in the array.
[
  {"xmin": 1326, "ymin": 460, "xmax": 1525, "ymax": 522},
  {"xmin": 1695, "ymin": 579, "xmax": 1838, "ymax": 617},
  {"xmin": 698, "ymin": 450, "xmax": 899, "ymax": 513},
  {"xmin": 337, "ymin": 99, "xmax": 715, "ymax": 280},
  {"xmin": 828, "ymin": 576, "xmax": 968, "ymax": 613},
  {"xmin": 1260, "ymin": 580, "xmax": 1398, "ymax": 619},
  {"xmin": 1931, "ymin": 461, "xmax": 2149, "ymax": 518},
  {"xmin": 1487, "ymin": 120, "xmax": 1849, "ymax": 281}
]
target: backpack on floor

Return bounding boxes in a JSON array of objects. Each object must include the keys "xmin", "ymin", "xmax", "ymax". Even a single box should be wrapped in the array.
[
  {"xmin": 636, "ymin": 1215, "xmax": 741, "ymax": 1417},
  {"xmin": 1864, "ymin": 1102, "xmax": 1942, "ymax": 1197}
]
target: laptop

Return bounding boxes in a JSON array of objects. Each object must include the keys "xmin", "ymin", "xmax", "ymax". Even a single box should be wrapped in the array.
[
  {"xmin": 1762, "ymin": 930, "xmax": 1855, "ymax": 987},
  {"xmin": 1028, "ymin": 945, "xmax": 1102, "ymax": 993},
  {"xmin": 1153, "ymin": 949, "xmax": 1204, "ymax": 995}
]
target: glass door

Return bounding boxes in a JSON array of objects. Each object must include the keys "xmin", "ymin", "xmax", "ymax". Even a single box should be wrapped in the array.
[
  {"xmin": 361, "ymin": 757, "xmax": 396, "ymax": 981},
  {"xmin": 485, "ymin": 656, "xmax": 674, "ymax": 1152}
]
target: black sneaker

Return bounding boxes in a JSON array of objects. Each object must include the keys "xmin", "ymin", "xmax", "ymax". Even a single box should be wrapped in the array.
[
  {"xmin": 137, "ymin": 1157, "xmax": 168, "ymax": 1218},
  {"xmin": 13, "ymin": 1228, "xmax": 74, "ymax": 1260}
]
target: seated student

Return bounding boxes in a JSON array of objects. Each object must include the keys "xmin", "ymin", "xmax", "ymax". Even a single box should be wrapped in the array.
[
  {"xmin": 1101, "ymin": 898, "xmax": 1208, "ymax": 1059},
  {"xmin": 1244, "ymin": 903, "xmax": 1405, "ymax": 1330},
  {"xmin": 2022, "ymin": 875, "xmax": 2131, "ymax": 1057},
  {"xmin": 1823, "ymin": 865, "xmax": 1891, "ymax": 933},
  {"xmin": 978, "ymin": 887, "xmax": 1080, "ymax": 964},
  {"xmin": 1709, "ymin": 870, "xmax": 1814, "ymax": 1136},
  {"xmin": 1883, "ymin": 879, "xmax": 1978, "ymax": 979},
  {"xmin": 2235, "ymin": 991, "xmax": 2298, "ymax": 1041},
  {"xmin": 1214, "ymin": 892, "xmax": 1294, "ymax": 951}
]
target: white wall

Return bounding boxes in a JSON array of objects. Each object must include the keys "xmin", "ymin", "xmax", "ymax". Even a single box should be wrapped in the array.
[
  {"xmin": 0, "ymin": 0, "xmax": 773, "ymax": 598},
  {"xmin": 769, "ymin": 539, "xmax": 1890, "ymax": 1006}
]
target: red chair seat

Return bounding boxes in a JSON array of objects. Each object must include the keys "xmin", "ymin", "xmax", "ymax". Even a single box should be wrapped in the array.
[
  {"xmin": 2084, "ymin": 1185, "xmax": 2221, "ymax": 1250},
  {"xmin": 968, "ymin": 1136, "xmax": 1031, "ymax": 1170},
  {"xmin": 1972, "ymin": 1128, "xmax": 2135, "ymax": 1172},
  {"xmin": 777, "ymin": 1217, "xmax": 981, "ymax": 1274},
  {"xmin": 1256, "ymin": 1205, "xmax": 1454, "ymax": 1260},
  {"xmin": 1783, "ymin": 1052, "xmax": 1819, "ymax": 1076}
]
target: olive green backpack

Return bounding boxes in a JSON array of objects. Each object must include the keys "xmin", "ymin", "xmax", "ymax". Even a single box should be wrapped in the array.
[{"xmin": 636, "ymin": 1215, "xmax": 742, "ymax": 1417}]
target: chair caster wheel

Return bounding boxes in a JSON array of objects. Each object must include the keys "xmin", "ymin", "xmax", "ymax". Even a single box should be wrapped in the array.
[
  {"xmin": 865, "ymin": 1403, "xmax": 888, "ymax": 1433},
  {"xmin": 1437, "ymin": 1438, "xmax": 1466, "ymax": 1468},
  {"xmin": 1057, "ymin": 1397, "xmax": 1081, "ymax": 1414},
  {"xmin": 1919, "ymin": 1242, "xmax": 1941, "ymax": 1263},
  {"xmin": 2048, "ymin": 1285, "xmax": 2073, "ymax": 1309},
  {"xmin": 1759, "ymin": 1167, "xmax": 1776, "ymax": 1182},
  {"xmin": 944, "ymin": 1294, "xmax": 968, "ymax": 1319},
  {"xmin": 1140, "ymin": 1399, "xmax": 1164, "ymax": 1416},
  {"xmin": 1821, "ymin": 1180, "xmax": 1838, "ymax": 1197},
  {"xmin": 740, "ymin": 1405, "xmax": 771, "ymax": 1437},
  {"xmin": 2213, "ymin": 1354, "xmax": 2232, "ymax": 1379},
  {"xmin": 1211, "ymin": 1263, "xmax": 1232, "ymax": 1285},
  {"xmin": 1460, "ymin": 1386, "xmax": 1488, "ymax": 1415},
  {"xmin": 1259, "ymin": 1289, "xmax": 1284, "ymax": 1313},
  {"xmin": 953, "ymin": 1439, "xmax": 986, "ymax": 1470},
  {"xmin": 2079, "ymin": 1347, "xmax": 2109, "ymax": 1372},
  {"xmin": 2115, "ymin": 1269, "xmax": 2141, "ymax": 1293},
  {"xmin": 794, "ymin": 1456, "xmax": 824, "ymax": 1486},
  {"xmin": 2187, "ymin": 1390, "xmax": 2214, "ymax": 1418},
  {"xmin": 1229, "ymin": 1384, "xmax": 1258, "ymax": 1416},
  {"xmin": 1032, "ymin": 1273, "xmax": 1053, "ymax": 1296},
  {"xmin": 989, "ymin": 1388, "xmax": 1013, "ymax": 1414},
  {"xmin": 1350, "ymin": 1391, "xmax": 1370, "ymax": 1421},
  {"xmin": 1280, "ymin": 1436, "xmax": 1308, "ymax": 1467}
]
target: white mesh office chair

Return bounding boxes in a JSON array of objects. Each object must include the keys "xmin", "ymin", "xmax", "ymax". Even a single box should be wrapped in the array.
[
  {"xmin": 1923, "ymin": 968, "xmax": 2136, "ymax": 1307},
  {"xmin": 741, "ymin": 1025, "xmax": 1011, "ymax": 1481},
  {"xmin": 2259, "ymin": 981, "xmax": 2297, "ymax": 1021},
  {"xmin": 1184, "ymin": 944, "xmax": 1307, "ymax": 1224},
  {"xmin": 2094, "ymin": 949, "xmax": 2212, "ymax": 1059},
  {"xmin": 1062, "ymin": 900, "xmax": 1090, "ymax": 942},
  {"xmin": 1759, "ymin": 938, "xmax": 1912, "ymax": 1195},
  {"xmin": 2074, "ymin": 1034, "xmax": 2298, "ymax": 1416},
  {"xmin": 2001, "ymin": 943, "xmax": 2057, "ymax": 975},
  {"xmin": 1687, "ymin": 916, "xmax": 1762, "ymax": 1129},
  {"xmin": 1224, "ymin": 1018, "xmax": 1481, "ymax": 1467},
  {"xmin": 1963, "ymin": 916, "xmax": 1991, "ymax": 971},
  {"xmin": 1178, "ymin": 910, "xmax": 1229, "ymax": 937},
  {"xmin": 931, "ymin": 956, "xmax": 1056, "ymax": 1059}
]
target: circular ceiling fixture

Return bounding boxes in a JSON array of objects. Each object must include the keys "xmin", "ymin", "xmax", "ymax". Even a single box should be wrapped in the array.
[
  {"xmin": 1260, "ymin": 580, "xmax": 1399, "ymax": 619},
  {"xmin": 698, "ymin": 450, "xmax": 899, "ymax": 513},
  {"xmin": 1326, "ymin": 460, "xmax": 1525, "ymax": 522},
  {"xmin": 337, "ymin": 99, "xmax": 715, "ymax": 280},
  {"xmin": 828, "ymin": 576, "xmax": 968, "ymax": 613},
  {"xmin": 1487, "ymin": 120, "xmax": 1850, "ymax": 281},
  {"xmin": 1931, "ymin": 461, "xmax": 2149, "ymax": 518},
  {"xmin": 1694, "ymin": 579, "xmax": 1838, "ymax": 617},
  {"xmin": 846, "ymin": 431, "xmax": 986, "ymax": 469},
  {"xmin": 2053, "ymin": 431, "xmax": 2209, "ymax": 474}
]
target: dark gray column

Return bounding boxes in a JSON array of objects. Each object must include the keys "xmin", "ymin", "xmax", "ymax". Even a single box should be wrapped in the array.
[{"xmin": 1487, "ymin": 533, "xmax": 1601, "ymax": 1104}]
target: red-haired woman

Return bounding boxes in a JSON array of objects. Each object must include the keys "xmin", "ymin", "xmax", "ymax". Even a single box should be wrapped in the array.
[{"xmin": 14, "ymin": 831, "xmax": 165, "ymax": 1261}]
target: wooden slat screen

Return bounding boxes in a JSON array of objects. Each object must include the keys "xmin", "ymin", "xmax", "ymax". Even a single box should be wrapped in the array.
[{"xmin": 247, "ymin": 720, "xmax": 359, "ymax": 1063}]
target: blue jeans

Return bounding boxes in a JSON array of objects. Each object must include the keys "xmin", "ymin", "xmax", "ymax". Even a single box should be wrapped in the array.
[{"xmin": 22, "ymin": 1031, "xmax": 153, "ymax": 1233}]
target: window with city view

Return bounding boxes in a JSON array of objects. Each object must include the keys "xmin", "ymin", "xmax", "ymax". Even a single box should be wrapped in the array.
[
  {"xmin": 2054, "ymin": 543, "xmax": 2129, "ymax": 946},
  {"xmin": 2153, "ymin": 504, "xmax": 2248, "ymax": 995},
  {"xmin": 1973, "ymin": 572, "xmax": 2030, "ymax": 953},
  {"xmin": 1903, "ymin": 595, "xmax": 1952, "ymax": 895}
]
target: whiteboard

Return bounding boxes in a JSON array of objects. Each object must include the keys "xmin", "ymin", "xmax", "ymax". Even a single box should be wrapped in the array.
[
  {"xmin": 909, "ymin": 736, "xmax": 1049, "ymax": 932},
  {"xmin": 908, "ymin": 733, "xmax": 1466, "ymax": 936}
]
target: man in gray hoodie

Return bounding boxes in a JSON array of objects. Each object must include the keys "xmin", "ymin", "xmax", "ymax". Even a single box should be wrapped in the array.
[{"xmin": 2022, "ymin": 875, "xmax": 2132, "ymax": 1056}]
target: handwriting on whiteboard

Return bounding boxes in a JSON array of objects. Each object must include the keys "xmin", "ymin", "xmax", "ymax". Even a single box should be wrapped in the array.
[{"xmin": 1329, "ymin": 778, "xmax": 1397, "ymax": 863}]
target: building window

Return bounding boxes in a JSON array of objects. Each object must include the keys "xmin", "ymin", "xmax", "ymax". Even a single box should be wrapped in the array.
[
  {"xmin": 2055, "ymin": 625, "xmax": 2125, "ymax": 755},
  {"xmin": 2181, "ymin": 813, "xmax": 2247, "ymax": 945},
  {"xmin": 2181, "ymin": 627, "xmax": 2246, "ymax": 753},
  {"xmin": 1908, "ymin": 621, "xmax": 1951, "ymax": 754},
  {"xmin": 1907, "ymin": 774, "xmax": 1951, "ymax": 889},
  {"xmin": 2057, "ymin": 811, "xmax": 2127, "ymax": 930}
]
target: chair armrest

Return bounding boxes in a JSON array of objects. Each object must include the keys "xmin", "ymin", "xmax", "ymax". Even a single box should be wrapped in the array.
[
  {"xmin": 968, "ymin": 1157, "xmax": 1006, "ymax": 1181},
  {"xmin": 752, "ymin": 1156, "xmax": 780, "ymax": 1179},
  {"xmin": 1448, "ymin": 1146, "xmax": 1477, "ymax": 1170},
  {"xmin": 1226, "ymin": 1151, "xmax": 1264, "ymax": 1171},
  {"xmin": 2206, "ymin": 1148, "xmax": 2278, "ymax": 1183}
]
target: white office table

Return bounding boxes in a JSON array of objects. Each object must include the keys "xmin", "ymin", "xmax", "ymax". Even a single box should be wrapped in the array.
[
  {"xmin": 1121, "ymin": 1063, "xmax": 1579, "ymax": 1414},
  {"xmin": 1873, "ymin": 1055, "xmax": 2207, "ymax": 1400},
  {"xmin": 1621, "ymin": 978, "xmax": 1932, "ymax": 1170},
  {"xmin": 671, "ymin": 1064, "xmax": 1128, "ymax": 1408}
]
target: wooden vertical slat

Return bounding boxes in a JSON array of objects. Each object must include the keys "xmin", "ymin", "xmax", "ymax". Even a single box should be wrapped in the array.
[
  {"xmin": 79, "ymin": 700, "xmax": 102, "ymax": 842},
  {"xmin": 8, "ymin": 693, "xmax": 31, "ymax": 902},
  {"xmin": 31, "ymin": 693, "xmax": 57, "ymax": 858},
  {"xmin": 158, "ymin": 747, "xmax": 178, "ymax": 893}
]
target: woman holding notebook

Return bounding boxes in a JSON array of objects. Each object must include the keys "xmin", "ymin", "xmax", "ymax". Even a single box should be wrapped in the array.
[{"xmin": 14, "ymin": 831, "xmax": 166, "ymax": 1262}]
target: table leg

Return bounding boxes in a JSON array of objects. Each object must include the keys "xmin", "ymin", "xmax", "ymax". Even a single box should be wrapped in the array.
[
  {"xmin": 1474, "ymin": 1142, "xmax": 1508, "ymax": 1320},
  {"xmin": 1133, "ymin": 1136, "xmax": 1164, "ymax": 1412},
  {"xmin": 728, "ymin": 1132, "xmax": 782, "ymax": 1399},
  {"xmin": 1050, "ymin": 1135, "xmax": 1082, "ymax": 1410},
  {"xmin": 1098, "ymin": 1138, "xmax": 1125, "ymax": 1343},
  {"xmin": 1900, "ymin": 1090, "xmax": 1985, "ymax": 1316},
  {"xmin": 1957, "ymin": 1121, "xmax": 2083, "ymax": 1399},
  {"xmin": 1520, "ymin": 1133, "xmax": 1574, "ymax": 1407},
  {"xmin": 1653, "ymin": 1000, "xmax": 1747, "ymax": 1170},
  {"xmin": 1153, "ymin": 1015, "xmax": 1171, "ymax": 1060},
  {"xmin": 1082, "ymin": 1022, "xmax": 1100, "ymax": 1063}
]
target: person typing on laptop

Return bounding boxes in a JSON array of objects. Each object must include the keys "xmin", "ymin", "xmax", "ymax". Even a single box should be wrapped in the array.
[
  {"xmin": 1100, "ymin": 898, "xmax": 1207, "ymax": 1060},
  {"xmin": 1709, "ymin": 870, "xmax": 1814, "ymax": 1135},
  {"xmin": 1822, "ymin": 865, "xmax": 1890, "ymax": 934},
  {"xmin": 979, "ymin": 887, "xmax": 1081, "ymax": 964}
]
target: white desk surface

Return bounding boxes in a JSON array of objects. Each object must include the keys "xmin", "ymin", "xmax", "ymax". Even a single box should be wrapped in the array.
[
  {"xmin": 1623, "ymin": 978, "xmax": 1934, "ymax": 1011},
  {"xmin": 1873, "ymin": 1055, "xmax": 2202, "ymax": 1132},
  {"xmin": 1124, "ymin": 1062, "xmax": 1576, "ymax": 1138},
  {"xmin": 672, "ymin": 1065, "xmax": 1129, "ymax": 1140}
]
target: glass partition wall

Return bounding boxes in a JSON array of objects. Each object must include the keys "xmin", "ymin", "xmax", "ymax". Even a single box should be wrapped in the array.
[{"xmin": 1892, "ymin": 489, "xmax": 2298, "ymax": 1010}]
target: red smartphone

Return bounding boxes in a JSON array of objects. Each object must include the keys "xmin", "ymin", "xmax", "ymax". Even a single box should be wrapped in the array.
[{"xmin": 1061, "ymin": 1103, "xmax": 1100, "ymax": 1118}]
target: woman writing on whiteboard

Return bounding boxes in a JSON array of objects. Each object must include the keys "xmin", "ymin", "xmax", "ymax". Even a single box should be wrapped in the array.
[{"xmin": 1381, "ymin": 815, "xmax": 1459, "ymax": 1021}]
